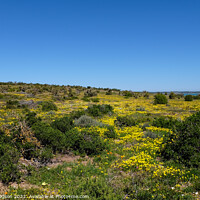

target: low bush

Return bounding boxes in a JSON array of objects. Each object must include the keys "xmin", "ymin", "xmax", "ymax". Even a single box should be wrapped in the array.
[
  {"xmin": 193, "ymin": 95, "xmax": 200, "ymax": 100},
  {"xmin": 184, "ymin": 95, "xmax": 193, "ymax": 101},
  {"xmin": 40, "ymin": 101, "xmax": 58, "ymax": 112},
  {"xmin": 0, "ymin": 130, "xmax": 20, "ymax": 183},
  {"xmin": 21, "ymin": 142, "xmax": 38, "ymax": 160},
  {"xmin": 161, "ymin": 111, "xmax": 200, "ymax": 167},
  {"xmin": 51, "ymin": 116, "xmax": 74, "ymax": 133},
  {"xmin": 86, "ymin": 104, "xmax": 114, "ymax": 117},
  {"xmin": 69, "ymin": 110, "xmax": 86, "ymax": 119},
  {"xmin": 25, "ymin": 111, "xmax": 42, "ymax": 127},
  {"xmin": 115, "ymin": 115, "xmax": 137, "ymax": 127},
  {"xmin": 154, "ymin": 93, "xmax": 168, "ymax": 104},
  {"xmin": 0, "ymin": 145, "xmax": 21, "ymax": 184},
  {"xmin": 32, "ymin": 122, "xmax": 67, "ymax": 152},
  {"xmin": 65, "ymin": 128, "xmax": 108, "ymax": 155},
  {"xmin": 152, "ymin": 116, "xmax": 181, "ymax": 130},
  {"xmin": 115, "ymin": 113, "xmax": 151, "ymax": 127},
  {"xmin": 74, "ymin": 115, "xmax": 103, "ymax": 127}
]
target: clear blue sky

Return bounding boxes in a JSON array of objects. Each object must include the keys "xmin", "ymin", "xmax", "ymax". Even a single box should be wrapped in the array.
[{"xmin": 0, "ymin": 0, "xmax": 200, "ymax": 91}]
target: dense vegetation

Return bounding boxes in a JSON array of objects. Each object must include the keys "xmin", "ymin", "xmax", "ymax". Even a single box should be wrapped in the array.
[
  {"xmin": 0, "ymin": 82, "xmax": 200, "ymax": 199},
  {"xmin": 161, "ymin": 112, "xmax": 200, "ymax": 168},
  {"xmin": 154, "ymin": 93, "xmax": 168, "ymax": 105}
]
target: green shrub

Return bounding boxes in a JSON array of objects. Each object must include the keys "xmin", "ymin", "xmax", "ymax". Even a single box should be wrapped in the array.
[
  {"xmin": 40, "ymin": 101, "xmax": 58, "ymax": 112},
  {"xmin": 0, "ymin": 131, "xmax": 20, "ymax": 183},
  {"xmin": 154, "ymin": 93, "xmax": 168, "ymax": 104},
  {"xmin": 25, "ymin": 111, "xmax": 41, "ymax": 127},
  {"xmin": 51, "ymin": 116, "xmax": 74, "ymax": 133},
  {"xmin": 0, "ymin": 146, "xmax": 21, "ymax": 184},
  {"xmin": 21, "ymin": 142, "xmax": 38, "ymax": 160},
  {"xmin": 98, "ymin": 104, "xmax": 114, "ymax": 115},
  {"xmin": 32, "ymin": 122, "xmax": 67, "ymax": 152},
  {"xmin": 184, "ymin": 95, "xmax": 193, "ymax": 101},
  {"xmin": 74, "ymin": 115, "xmax": 103, "ymax": 127},
  {"xmin": 65, "ymin": 128, "xmax": 108, "ymax": 155},
  {"xmin": 0, "ymin": 94, "xmax": 4, "ymax": 99},
  {"xmin": 86, "ymin": 105, "xmax": 101, "ymax": 117},
  {"xmin": 86, "ymin": 104, "xmax": 114, "ymax": 117},
  {"xmin": 69, "ymin": 110, "xmax": 86, "ymax": 119},
  {"xmin": 161, "ymin": 111, "xmax": 200, "ymax": 167},
  {"xmin": 193, "ymin": 95, "xmax": 200, "ymax": 100},
  {"xmin": 115, "ymin": 113, "xmax": 150, "ymax": 127},
  {"xmin": 152, "ymin": 116, "xmax": 181, "ymax": 130},
  {"xmin": 115, "ymin": 115, "xmax": 138, "ymax": 127}
]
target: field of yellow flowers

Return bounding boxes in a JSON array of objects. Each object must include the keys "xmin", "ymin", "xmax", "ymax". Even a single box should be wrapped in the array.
[{"xmin": 0, "ymin": 87, "xmax": 200, "ymax": 199}]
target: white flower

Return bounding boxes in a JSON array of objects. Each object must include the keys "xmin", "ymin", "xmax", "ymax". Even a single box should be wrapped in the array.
[
  {"xmin": 171, "ymin": 187, "xmax": 175, "ymax": 190},
  {"xmin": 42, "ymin": 182, "xmax": 47, "ymax": 186}
]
